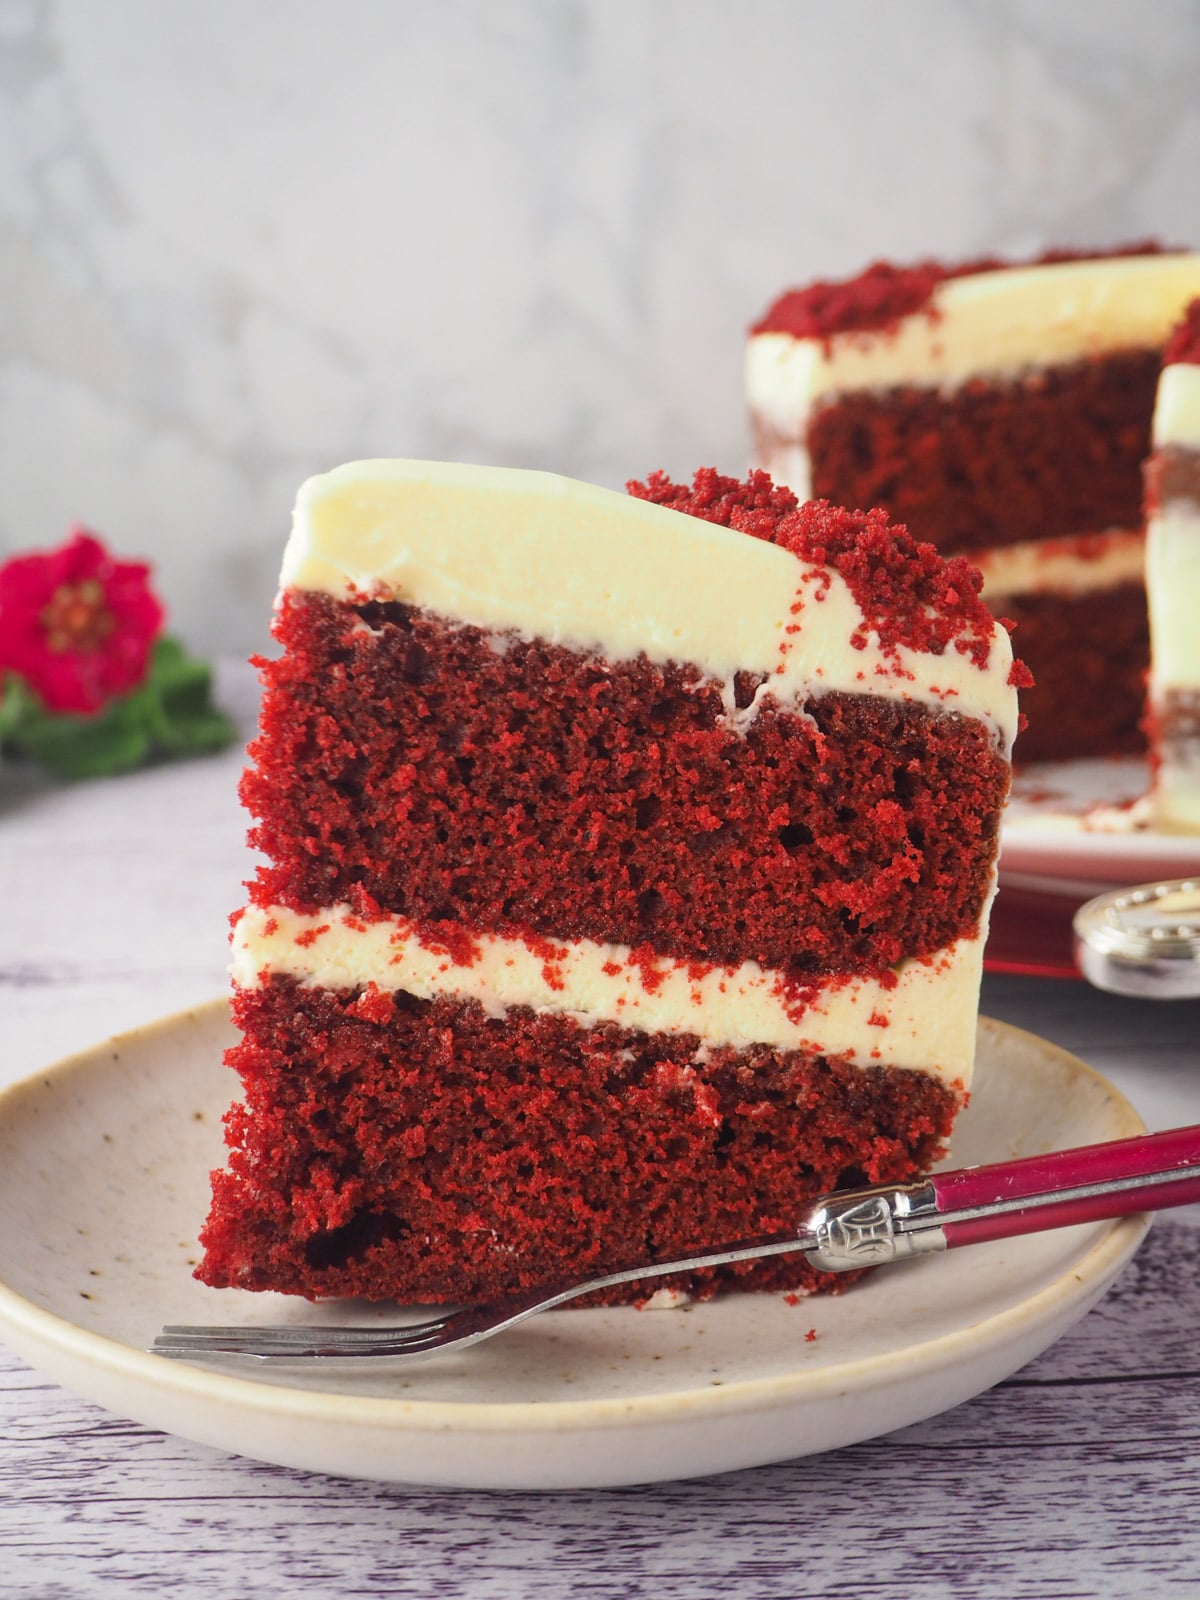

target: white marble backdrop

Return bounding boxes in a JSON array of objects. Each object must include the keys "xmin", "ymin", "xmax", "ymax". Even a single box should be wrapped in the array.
[{"xmin": 1, "ymin": 0, "xmax": 1199, "ymax": 652}]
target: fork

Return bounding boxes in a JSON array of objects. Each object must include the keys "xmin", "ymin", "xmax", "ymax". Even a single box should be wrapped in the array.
[{"xmin": 153, "ymin": 1122, "xmax": 1200, "ymax": 1366}]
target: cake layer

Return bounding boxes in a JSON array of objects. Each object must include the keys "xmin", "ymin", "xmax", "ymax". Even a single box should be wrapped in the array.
[
  {"xmin": 748, "ymin": 253, "xmax": 1200, "ymax": 423},
  {"xmin": 233, "ymin": 904, "xmax": 985, "ymax": 1084},
  {"xmin": 754, "ymin": 351, "xmax": 1159, "ymax": 553},
  {"xmin": 198, "ymin": 980, "xmax": 959, "ymax": 1304},
  {"xmin": 972, "ymin": 529, "xmax": 1144, "ymax": 604},
  {"xmin": 995, "ymin": 583, "xmax": 1148, "ymax": 764},
  {"xmin": 282, "ymin": 460, "xmax": 1018, "ymax": 744},
  {"xmin": 246, "ymin": 592, "xmax": 1010, "ymax": 980}
]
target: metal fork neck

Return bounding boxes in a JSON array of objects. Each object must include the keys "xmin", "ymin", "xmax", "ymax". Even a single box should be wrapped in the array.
[{"xmin": 802, "ymin": 1182, "xmax": 945, "ymax": 1273}]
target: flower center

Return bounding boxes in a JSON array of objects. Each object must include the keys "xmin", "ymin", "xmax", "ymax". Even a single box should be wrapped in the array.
[{"xmin": 40, "ymin": 579, "xmax": 115, "ymax": 654}]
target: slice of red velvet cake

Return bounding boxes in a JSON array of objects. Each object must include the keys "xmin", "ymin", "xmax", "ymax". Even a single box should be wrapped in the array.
[
  {"xmin": 199, "ymin": 461, "xmax": 1021, "ymax": 1306},
  {"xmin": 1146, "ymin": 300, "xmax": 1200, "ymax": 832},
  {"xmin": 747, "ymin": 249, "xmax": 1200, "ymax": 763}
]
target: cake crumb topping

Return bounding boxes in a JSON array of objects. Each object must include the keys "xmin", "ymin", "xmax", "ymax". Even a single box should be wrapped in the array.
[
  {"xmin": 628, "ymin": 468, "xmax": 1003, "ymax": 670},
  {"xmin": 1164, "ymin": 299, "xmax": 1200, "ymax": 366},
  {"xmin": 750, "ymin": 243, "xmax": 1169, "ymax": 342}
]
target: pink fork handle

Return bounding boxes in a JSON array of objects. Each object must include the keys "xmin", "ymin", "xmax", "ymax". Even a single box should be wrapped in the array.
[{"xmin": 932, "ymin": 1123, "xmax": 1200, "ymax": 1247}]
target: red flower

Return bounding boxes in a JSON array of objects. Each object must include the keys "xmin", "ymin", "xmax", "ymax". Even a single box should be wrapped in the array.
[{"xmin": 0, "ymin": 528, "xmax": 164, "ymax": 715}]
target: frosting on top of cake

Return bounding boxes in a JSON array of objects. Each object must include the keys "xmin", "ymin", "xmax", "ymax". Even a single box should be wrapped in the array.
[
  {"xmin": 282, "ymin": 459, "xmax": 1022, "ymax": 751},
  {"xmin": 746, "ymin": 253, "xmax": 1200, "ymax": 425},
  {"xmin": 751, "ymin": 244, "xmax": 1171, "ymax": 341}
]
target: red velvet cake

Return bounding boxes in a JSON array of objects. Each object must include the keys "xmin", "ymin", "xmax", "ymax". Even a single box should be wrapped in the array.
[
  {"xmin": 747, "ymin": 249, "xmax": 1200, "ymax": 763},
  {"xmin": 199, "ymin": 460, "xmax": 1020, "ymax": 1306},
  {"xmin": 1145, "ymin": 300, "xmax": 1200, "ymax": 830}
]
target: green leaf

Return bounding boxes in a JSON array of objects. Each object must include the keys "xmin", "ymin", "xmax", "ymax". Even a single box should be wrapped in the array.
[
  {"xmin": 145, "ymin": 638, "xmax": 238, "ymax": 755},
  {"xmin": 12, "ymin": 692, "xmax": 153, "ymax": 779},
  {"xmin": 0, "ymin": 677, "xmax": 25, "ymax": 746},
  {"xmin": 1, "ymin": 636, "xmax": 236, "ymax": 780}
]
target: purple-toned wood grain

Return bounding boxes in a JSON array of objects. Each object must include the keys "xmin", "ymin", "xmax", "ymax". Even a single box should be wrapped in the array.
[{"xmin": 2, "ymin": 1220, "xmax": 1199, "ymax": 1600}]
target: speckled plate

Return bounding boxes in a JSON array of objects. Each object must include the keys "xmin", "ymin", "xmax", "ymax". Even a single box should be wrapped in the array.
[{"xmin": 0, "ymin": 1001, "xmax": 1148, "ymax": 1489}]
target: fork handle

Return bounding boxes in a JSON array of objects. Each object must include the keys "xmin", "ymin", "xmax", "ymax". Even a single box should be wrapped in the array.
[
  {"xmin": 805, "ymin": 1123, "xmax": 1200, "ymax": 1273},
  {"xmin": 930, "ymin": 1122, "xmax": 1200, "ymax": 1246}
]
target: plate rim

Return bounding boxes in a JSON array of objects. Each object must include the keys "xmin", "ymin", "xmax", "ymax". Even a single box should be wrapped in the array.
[
  {"xmin": 0, "ymin": 1000, "xmax": 1151, "ymax": 1439},
  {"xmin": 1001, "ymin": 754, "xmax": 1200, "ymax": 879}
]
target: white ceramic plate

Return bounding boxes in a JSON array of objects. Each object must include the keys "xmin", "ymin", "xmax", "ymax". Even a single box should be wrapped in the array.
[
  {"xmin": 0, "ymin": 1001, "xmax": 1148, "ymax": 1489},
  {"xmin": 1001, "ymin": 756, "xmax": 1200, "ymax": 885}
]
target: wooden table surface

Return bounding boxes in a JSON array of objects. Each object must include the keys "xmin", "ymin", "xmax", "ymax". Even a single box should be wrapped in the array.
[{"xmin": 3, "ymin": 664, "xmax": 1199, "ymax": 1600}]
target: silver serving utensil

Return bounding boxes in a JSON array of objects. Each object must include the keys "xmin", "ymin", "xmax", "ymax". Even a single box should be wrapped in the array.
[
  {"xmin": 1074, "ymin": 877, "xmax": 1200, "ymax": 998},
  {"xmin": 152, "ymin": 1122, "xmax": 1200, "ymax": 1367}
]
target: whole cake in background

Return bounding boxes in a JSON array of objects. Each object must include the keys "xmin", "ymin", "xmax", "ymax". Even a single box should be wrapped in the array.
[
  {"xmin": 199, "ymin": 460, "xmax": 1021, "ymax": 1306},
  {"xmin": 746, "ymin": 248, "xmax": 1200, "ymax": 765},
  {"xmin": 1145, "ymin": 300, "xmax": 1200, "ymax": 832}
]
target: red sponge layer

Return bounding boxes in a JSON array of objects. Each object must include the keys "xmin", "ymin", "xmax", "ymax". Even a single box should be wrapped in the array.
[
  {"xmin": 245, "ymin": 592, "xmax": 1009, "ymax": 980},
  {"xmin": 998, "ymin": 583, "xmax": 1149, "ymax": 763},
  {"xmin": 198, "ymin": 981, "xmax": 959, "ymax": 1304},
  {"xmin": 793, "ymin": 352, "xmax": 1160, "ymax": 555}
]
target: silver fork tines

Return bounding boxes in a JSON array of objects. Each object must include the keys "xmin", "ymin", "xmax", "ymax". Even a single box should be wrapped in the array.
[
  {"xmin": 153, "ymin": 1127, "xmax": 1200, "ymax": 1368},
  {"xmin": 151, "ymin": 1230, "xmax": 824, "ymax": 1365}
]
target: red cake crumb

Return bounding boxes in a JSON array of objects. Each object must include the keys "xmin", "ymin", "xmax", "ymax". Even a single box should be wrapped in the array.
[
  {"xmin": 751, "ymin": 243, "xmax": 1170, "ymax": 342},
  {"xmin": 752, "ymin": 259, "xmax": 997, "ymax": 343},
  {"xmin": 628, "ymin": 470, "xmax": 1001, "ymax": 671},
  {"xmin": 1164, "ymin": 299, "xmax": 1200, "ymax": 366}
]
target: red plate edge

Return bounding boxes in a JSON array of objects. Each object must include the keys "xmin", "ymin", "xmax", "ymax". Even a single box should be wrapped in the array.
[{"xmin": 983, "ymin": 882, "xmax": 1083, "ymax": 981}]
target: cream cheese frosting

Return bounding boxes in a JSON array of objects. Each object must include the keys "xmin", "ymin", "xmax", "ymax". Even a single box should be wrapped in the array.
[
  {"xmin": 233, "ymin": 903, "xmax": 986, "ymax": 1087},
  {"xmin": 1147, "ymin": 354, "xmax": 1200, "ymax": 832},
  {"xmin": 1147, "ymin": 498, "xmax": 1200, "ymax": 832},
  {"xmin": 1151, "ymin": 762, "xmax": 1200, "ymax": 834},
  {"xmin": 282, "ymin": 459, "xmax": 1019, "ymax": 753},
  {"xmin": 972, "ymin": 529, "xmax": 1146, "ymax": 604},
  {"xmin": 1147, "ymin": 503, "xmax": 1200, "ymax": 690},
  {"xmin": 1153, "ymin": 363, "xmax": 1200, "ymax": 451},
  {"xmin": 746, "ymin": 254, "xmax": 1200, "ymax": 439}
]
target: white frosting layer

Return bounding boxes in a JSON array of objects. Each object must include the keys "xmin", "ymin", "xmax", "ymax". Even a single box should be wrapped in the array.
[
  {"xmin": 1147, "ymin": 494, "xmax": 1200, "ymax": 832},
  {"xmin": 746, "ymin": 254, "xmax": 1200, "ymax": 440},
  {"xmin": 973, "ymin": 529, "xmax": 1145, "ymax": 604},
  {"xmin": 1154, "ymin": 766, "xmax": 1200, "ymax": 833},
  {"xmin": 1147, "ymin": 502, "xmax": 1200, "ymax": 690},
  {"xmin": 1145, "ymin": 502, "xmax": 1200, "ymax": 697},
  {"xmin": 282, "ymin": 459, "xmax": 1018, "ymax": 751},
  {"xmin": 1153, "ymin": 363, "xmax": 1200, "ymax": 450},
  {"xmin": 232, "ymin": 904, "xmax": 985, "ymax": 1087}
]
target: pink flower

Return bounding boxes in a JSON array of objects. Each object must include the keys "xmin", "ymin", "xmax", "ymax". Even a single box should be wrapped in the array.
[{"xmin": 0, "ymin": 528, "xmax": 164, "ymax": 715}]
